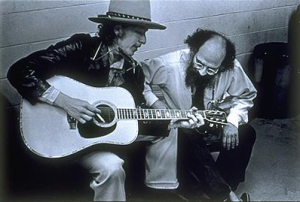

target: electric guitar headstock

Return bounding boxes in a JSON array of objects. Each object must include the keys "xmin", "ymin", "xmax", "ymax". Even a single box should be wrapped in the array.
[{"xmin": 201, "ymin": 110, "xmax": 227, "ymax": 127}]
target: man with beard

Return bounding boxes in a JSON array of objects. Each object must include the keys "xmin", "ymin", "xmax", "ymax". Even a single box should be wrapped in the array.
[{"xmin": 141, "ymin": 29, "xmax": 257, "ymax": 201}]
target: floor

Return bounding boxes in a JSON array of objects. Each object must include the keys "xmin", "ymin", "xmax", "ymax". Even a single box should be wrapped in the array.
[
  {"xmin": 2, "ymin": 113, "xmax": 300, "ymax": 201},
  {"xmin": 235, "ymin": 116, "xmax": 300, "ymax": 201}
]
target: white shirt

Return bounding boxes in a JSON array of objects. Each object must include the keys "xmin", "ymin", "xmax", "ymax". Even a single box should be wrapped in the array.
[{"xmin": 142, "ymin": 49, "xmax": 257, "ymax": 128}]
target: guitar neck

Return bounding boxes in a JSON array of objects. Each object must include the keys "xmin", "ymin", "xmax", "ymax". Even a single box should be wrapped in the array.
[{"xmin": 117, "ymin": 108, "xmax": 205, "ymax": 121}]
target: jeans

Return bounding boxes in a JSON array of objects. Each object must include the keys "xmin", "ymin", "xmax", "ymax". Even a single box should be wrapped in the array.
[{"xmin": 78, "ymin": 130, "xmax": 178, "ymax": 201}]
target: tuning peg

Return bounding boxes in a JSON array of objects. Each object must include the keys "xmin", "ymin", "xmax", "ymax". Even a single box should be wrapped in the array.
[{"xmin": 209, "ymin": 123, "xmax": 214, "ymax": 127}]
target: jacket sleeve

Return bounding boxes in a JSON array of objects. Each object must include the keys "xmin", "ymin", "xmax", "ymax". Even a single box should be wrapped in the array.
[
  {"xmin": 7, "ymin": 34, "xmax": 91, "ymax": 103},
  {"xmin": 141, "ymin": 56, "xmax": 168, "ymax": 106},
  {"xmin": 225, "ymin": 61, "xmax": 257, "ymax": 126},
  {"xmin": 143, "ymin": 81, "xmax": 159, "ymax": 107}
]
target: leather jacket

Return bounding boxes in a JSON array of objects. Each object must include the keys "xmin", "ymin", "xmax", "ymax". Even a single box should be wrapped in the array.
[
  {"xmin": 8, "ymin": 33, "xmax": 168, "ymax": 136},
  {"xmin": 8, "ymin": 33, "xmax": 145, "ymax": 105}
]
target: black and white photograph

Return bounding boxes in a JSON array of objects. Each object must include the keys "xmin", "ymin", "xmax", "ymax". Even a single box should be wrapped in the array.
[{"xmin": 0, "ymin": 0, "xmax": 300, "ymax": 201}]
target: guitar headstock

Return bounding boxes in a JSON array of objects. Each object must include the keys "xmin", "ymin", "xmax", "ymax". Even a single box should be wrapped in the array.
[{"xmin": 203, "ymin": 110, "xmax": 227, "ymax": 126}]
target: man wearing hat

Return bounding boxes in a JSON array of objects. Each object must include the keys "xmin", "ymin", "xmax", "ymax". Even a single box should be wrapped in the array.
[{"xmin": 7, "ymin": 0, "xmax": 182, "ymax": 201}]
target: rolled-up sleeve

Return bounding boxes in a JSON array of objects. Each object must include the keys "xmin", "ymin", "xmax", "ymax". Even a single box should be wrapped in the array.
[
  {"xmin": 38, "ymin": 86, "xmax": 61, "ymax": 105},
  {"xmin": 141, "ymin": 58, "xmax": 168, "ymax": 106},
  {"xmin": 143, "ymin": 82, "xmax": 159, "ymax": 106}
]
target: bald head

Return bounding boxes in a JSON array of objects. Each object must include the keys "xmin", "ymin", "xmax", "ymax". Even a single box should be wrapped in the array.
[
  {"xmin": 193, "ymin": 35, "xmax": 227, "ymax": 76},
  {"xmin": 185, "ymin": 29, "xmax": 236, "ymax": 73},
  {"xmin": 197, "ymin": 36, "xmax": 226, "ymax": 68}
]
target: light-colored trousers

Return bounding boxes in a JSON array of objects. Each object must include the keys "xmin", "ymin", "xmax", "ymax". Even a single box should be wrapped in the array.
[{"xmin": 78, "ymin": 129, "xmax": 178, "ymax": 201}]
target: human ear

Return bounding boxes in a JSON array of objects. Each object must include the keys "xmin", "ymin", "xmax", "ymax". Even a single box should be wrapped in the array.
[{"xmin": 113, "ymin": 25, "xmax": 124, "ymax": 37}]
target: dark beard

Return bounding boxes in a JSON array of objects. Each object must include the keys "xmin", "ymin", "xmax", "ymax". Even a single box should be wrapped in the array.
[{"xmin": 185, "ymin": 59, "xmax": 215, "ymax": 89}]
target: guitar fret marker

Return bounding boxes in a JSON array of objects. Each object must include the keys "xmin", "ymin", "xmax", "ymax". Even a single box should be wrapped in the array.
[
  {"xmin": 156, "ymin": 110, "xmax": 161, "ymax": 118},
  {"xmin": 165, "ymin": 110, "xmax": 170, "ymax": 118},
  {"xmin": 116, "ymin": 108, "xmax": 227, "ymax": 126}
]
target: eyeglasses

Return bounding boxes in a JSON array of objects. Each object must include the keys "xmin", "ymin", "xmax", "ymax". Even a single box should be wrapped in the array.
[{"xmin": 193, "ymin": 57, "xmax": 219, "ymax": 75}]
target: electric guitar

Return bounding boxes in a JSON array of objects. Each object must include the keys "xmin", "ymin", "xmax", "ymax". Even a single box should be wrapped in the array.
[{"xmin": 21, "ymin": 76, "xmax": 227, "ymax": 158}]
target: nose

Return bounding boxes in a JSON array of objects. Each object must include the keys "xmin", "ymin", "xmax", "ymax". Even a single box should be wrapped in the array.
[
  {"xmin": 198, "ymin": 68, "xmax": 207, "ymax": 76},
  {"xmin": 140, "ymin": 34, "xmax": 146, "ymax": 44}
]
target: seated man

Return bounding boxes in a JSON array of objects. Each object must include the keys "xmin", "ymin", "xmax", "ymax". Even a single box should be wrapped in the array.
[
  {"xmin": 7, "ymin": 0, "xmax": 190, "ymax": 201},
  {"xmin": 142, "ymin": 29, "xmax": 257, "ymax": 201}
]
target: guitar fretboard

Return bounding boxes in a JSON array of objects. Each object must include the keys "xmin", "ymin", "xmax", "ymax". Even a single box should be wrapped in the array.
[{"xmin": 117, "ymin": 108, "xmax": 205, "ymax": 120}]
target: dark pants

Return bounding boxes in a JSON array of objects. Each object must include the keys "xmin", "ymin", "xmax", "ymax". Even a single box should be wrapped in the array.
[
  {"xmin": 211, "ymin": 124, "xmax": 256, "ymax": 190},
  {"xmin": 178, "ymin": 124, "xmax": 256, "ymax": 200}
]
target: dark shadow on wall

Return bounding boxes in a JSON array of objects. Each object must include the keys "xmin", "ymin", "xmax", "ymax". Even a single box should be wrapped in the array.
[
  {"xmin": 246, "ymin": 5, "xmax": 300, "ymax": 120},
  {"xmin": 246, "ymin": 4, "xmax": 300, "ymax": 120},
  {"xmin": 252, "ymin": 42, "xmax": 291, "ymax": 119},
  {"xmin": 288, "ymin": 4, "xmax": 300, "ymax": 118}
]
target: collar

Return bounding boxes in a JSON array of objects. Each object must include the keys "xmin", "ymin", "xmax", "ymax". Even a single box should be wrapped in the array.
[{"xmin": 108, "ymin": 46, "xmax": 125, "ymax": 70}]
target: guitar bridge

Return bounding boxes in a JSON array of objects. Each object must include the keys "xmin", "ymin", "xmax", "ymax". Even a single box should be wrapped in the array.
[{"xmin": 67, "ymin": 114, "xmax": 77, "ymax": 129}]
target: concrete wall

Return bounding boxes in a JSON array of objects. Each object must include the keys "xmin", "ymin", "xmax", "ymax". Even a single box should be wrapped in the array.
[{"xmin": 1, "ymin": 0, "xmax": 300, "ymax": 107}]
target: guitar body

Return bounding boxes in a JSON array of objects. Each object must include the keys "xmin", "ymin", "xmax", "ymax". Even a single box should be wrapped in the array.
[{"xmin": 21, "ymin": 76, "xmax": 138, "ymax": 158}]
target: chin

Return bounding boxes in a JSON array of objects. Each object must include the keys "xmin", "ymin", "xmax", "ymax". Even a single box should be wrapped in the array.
[{"xmin": 125, "ymin": 50, "xmax": 134, "ymax": 56}]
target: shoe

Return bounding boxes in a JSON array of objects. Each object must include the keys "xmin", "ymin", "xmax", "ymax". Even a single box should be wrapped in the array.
[{"xmin": 240, "ymin": 193, "xmax": 250, "ymax": 202}]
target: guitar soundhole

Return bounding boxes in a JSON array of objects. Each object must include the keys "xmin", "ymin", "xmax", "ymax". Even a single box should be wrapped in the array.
[
  {"xmin": 94, "ymin": 104, "xmax": 115, "ymax": 124},
  {"xmin": 78, "ymin": 104, "xmax": 117, "ymax": 139}
]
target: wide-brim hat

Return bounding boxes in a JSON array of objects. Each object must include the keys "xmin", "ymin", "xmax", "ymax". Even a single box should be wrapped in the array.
[{"xmin": 89, "ymin": 0, "xmax": 166, "ymax": 30}]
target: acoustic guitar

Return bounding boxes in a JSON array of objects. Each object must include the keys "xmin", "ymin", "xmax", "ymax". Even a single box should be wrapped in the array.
[{"xmin": 21, "ymin": 76, "xmax": 227, "ymax": 158}]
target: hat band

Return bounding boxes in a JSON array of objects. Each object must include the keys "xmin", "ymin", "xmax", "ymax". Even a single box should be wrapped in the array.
[{"xmin": 105, "ymin": 12, "xmax": 151, "ymax": 22}]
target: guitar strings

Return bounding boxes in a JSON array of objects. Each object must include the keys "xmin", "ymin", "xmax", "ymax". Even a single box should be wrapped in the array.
[
  {"xmin": 95, "ymin": 106, "xmax": 224, "ymax": 123},
  {"xmin": 97, "ymin": 107, "xmax": 202, "ymax": 119}
]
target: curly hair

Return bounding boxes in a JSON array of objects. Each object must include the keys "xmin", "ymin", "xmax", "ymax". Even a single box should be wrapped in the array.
[
  {"xmin": 97, "ymin": 23, "xmax": 129, "ymax": 46},
  {"xmin": 184, "ymin": 29, "xmax": 236, "ymax": 71}
]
